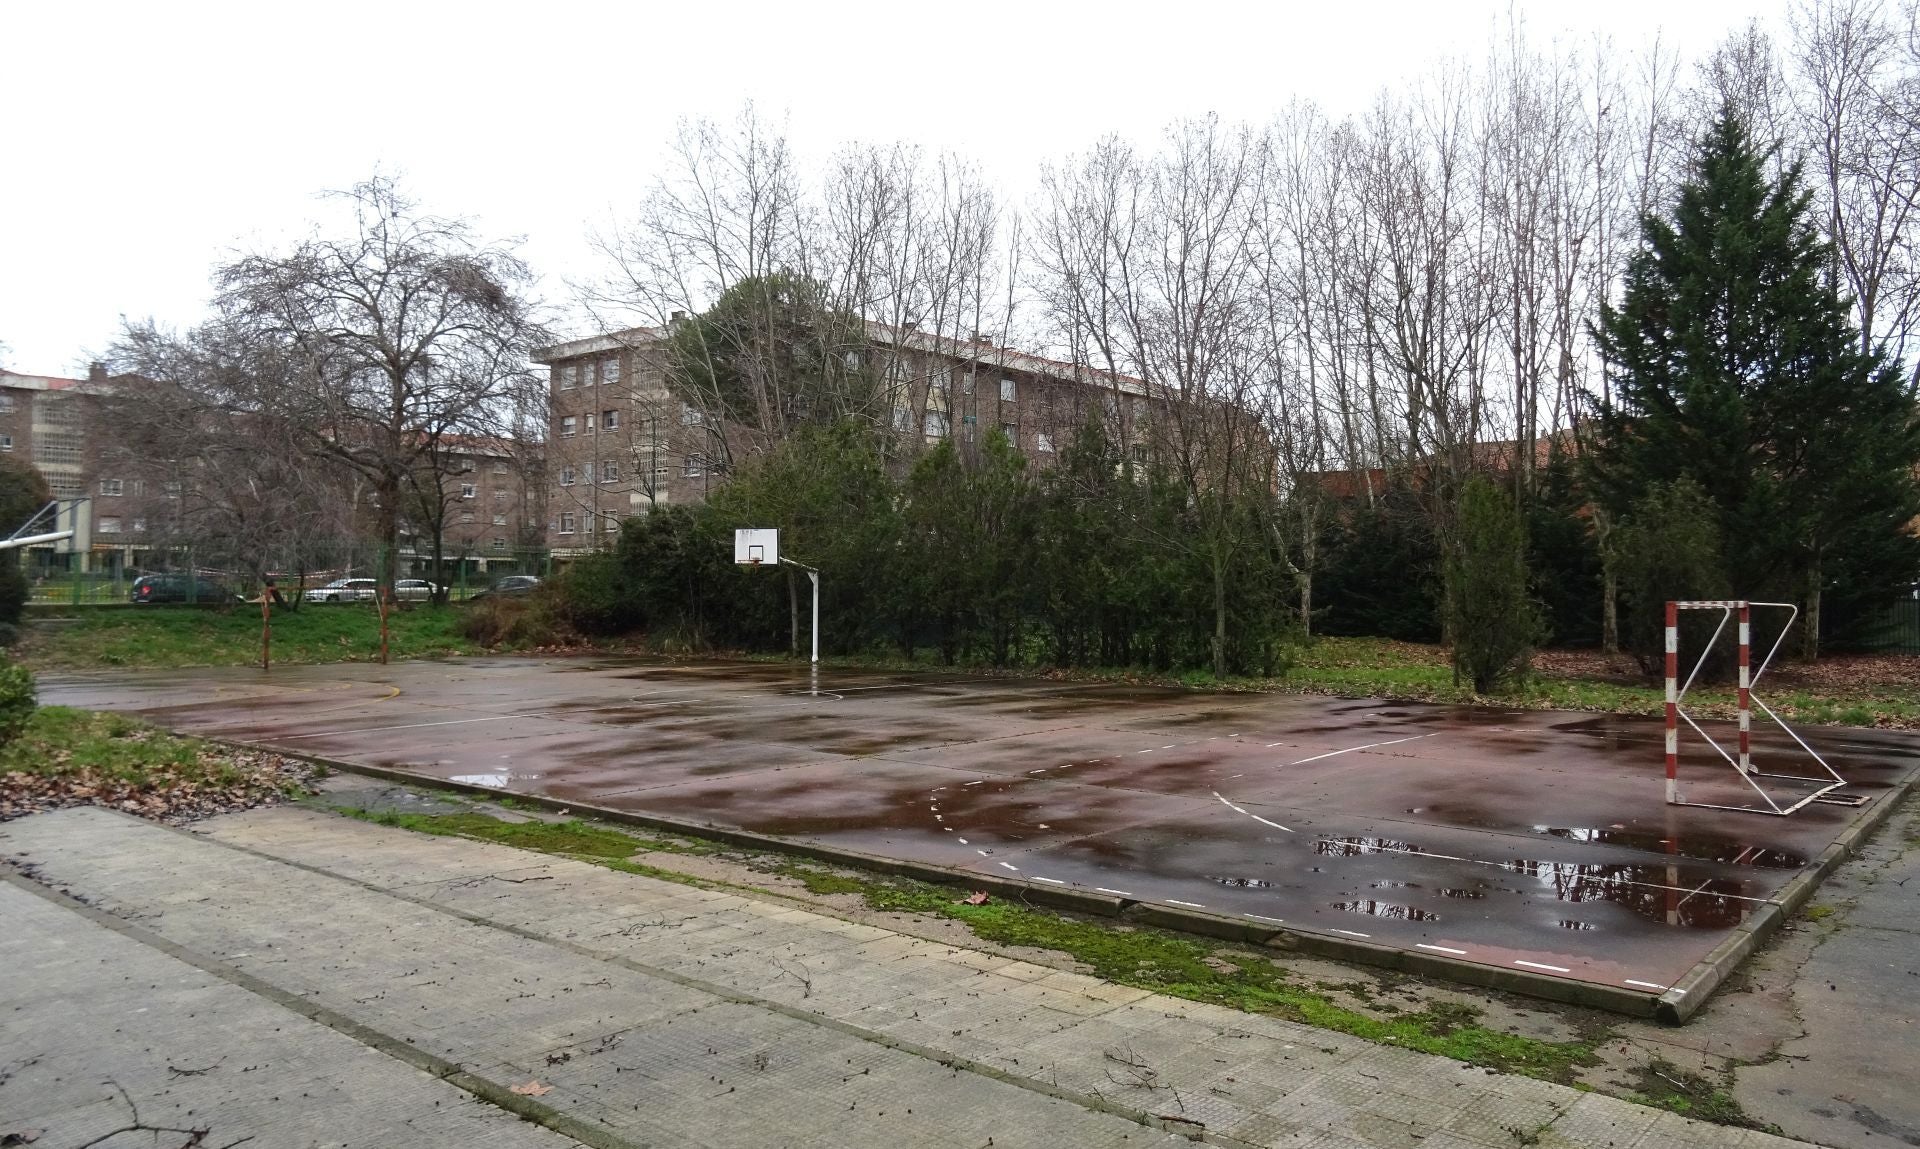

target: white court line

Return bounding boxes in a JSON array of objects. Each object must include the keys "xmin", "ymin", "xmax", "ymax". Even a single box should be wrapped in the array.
[
  {"xmin": 1161, "ymin": 744, "xmax": 1175, "ymax": 749},
  {"xmin": 998, "ymin": 862, "xmax": 1020, "ymax": 872},
  {"xmin": 1244, "ymin": 913, "xmax": 1286, "ymax": 924},
  {"xmin": 1330, "ymin": 928, "xmax": 1371, "ymax": 938},
  {"xmin": 1249, "ymin": 814, "xmax": 1294, "ymax": 833},
  {"xmin": 1514, "ymin": 960, "xmax": 1572, "ymax": 973},
  {"xmin": 1416, "ymin": 943, "xmax": 1468, "ymax": 956},
  {"xmin": 1265, "ymin": 742, "xmax": 1287, "ymax": 748},
  {"xmin": 1321, "ymin": 838, "xmax": 1774, "ymax": 903},
  {"xmin": 965, "ymin": 780, "xmax": 985, "ymax": 786},
  {"xmin": 278, "ymin": 713, "xmax": 532, "ymax": 741},
  {"xmin": 1624, "ymin": 979, "xmax": 1669, "ymax": 991},
  {"xmin": 944, "ymin": 827, "xmax": 953, "ymax": 832},
  {"xmin": 1290, "ymin": 733, "xmax": 1439, "ymax": 765},
  {"xmin": 1212, "ymin": 792, "xmax": 1249, "ymax": 814},
  {"xmin": 957, "ymin": 838, "xmax": 969, "ymax": 845},
  {"xmin": 977, "ymin": 849, "xmax": 991, "ymax": 856},
  {"xmin": 1032, "ymin": 876, "xmax": 1067, "ymax": 885},
  {"xmin": 1166, "ymin": 899, "xmax": 1206, "ymax": 908},
  {"xmin": 1095, "ymin": 887, "xmax": 1134, "ymax": 897}
]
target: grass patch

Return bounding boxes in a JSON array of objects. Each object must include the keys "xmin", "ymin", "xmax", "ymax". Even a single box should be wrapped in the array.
[
  {"xmin": 357, "ymin": 808, "xmax": 1606, "ymax": 1084},
  {"xmin": 15, "ymin": 605, "xmax": 506, "ymax": 671},
  {"xmin": 1630, "ymin": 1060, "xmax": 1772, "ymax": 1130},
  {"xmin": 3, "ymin": 706, "xmax": 233, "ymax": 784}
]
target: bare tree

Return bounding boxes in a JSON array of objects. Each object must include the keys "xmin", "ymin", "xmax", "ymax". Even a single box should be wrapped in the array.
[{"xmin": 214, "ymin": 176, "xmax": 546, "ymax": 598}]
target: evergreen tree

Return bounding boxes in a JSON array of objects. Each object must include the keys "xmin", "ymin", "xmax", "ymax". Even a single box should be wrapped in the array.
[
  {"xmin": 1590, "ymin": 109, "xmax": 1920, "ymax": 656},
  {"xmin": 1445, "ymin": 477, "xmax": 1542, "ymax": 694}
]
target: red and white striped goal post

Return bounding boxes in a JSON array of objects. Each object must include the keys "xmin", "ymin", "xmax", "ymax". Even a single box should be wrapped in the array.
[{"xmin": 1664, "ymin": 600, "xmax": 1847, "ymax": 816}]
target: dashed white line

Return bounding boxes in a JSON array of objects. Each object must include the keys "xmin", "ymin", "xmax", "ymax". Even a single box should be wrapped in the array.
[
  {"xmin": 1243, "ymin": 913, "xmax": 1286, "ymax": 923},
  {"xmin": 1032, "ymin": 876, "xmax": 1067, "ymax": 886},
  {"xmin": 1416, "ymin": 943, "xmax": 1468, "ymax": 956},
  {"xmin": 957, "ymin": 838, "xmax": 969, "ymax": 845},
  {"xmin": 977, "ymin": 849, "xmax": 992, "ymax": 856},
  {"xmin": 1290, "ymin": 733, "xmax": 1439, "ymax": 765},
  {"xmin": 1166, "ymin": 899, "xmax": 1206, "ymax": 909},
  {"xmin": 1161, "ymin": 745, "xmax": 1175, "ymax": 750},
  {"xmin": 1624, "ymin": 979, "xmax": 1669, "ymax": 991},
  {"xmin": 965, "ymin": 780, "xmax": 985, "ymax": 786},
  {"xmin": 998, "ymin": 862, "xmax": 1019, "ymax": 872},
  {"xmin": 1330, "ymin": 928, "xmax": 1372, "ymax": 938},
  {"xmin": 1095, "ymin": 887, "xmax": 1134, "ymax": 897},
  {"xmin": 1514, "ymin": 960, "xmax": 1572, "ymax": 973}
]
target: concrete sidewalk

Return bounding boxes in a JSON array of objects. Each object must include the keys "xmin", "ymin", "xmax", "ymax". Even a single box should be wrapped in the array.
[{"xmin": 1, "ymin": 806, "xmax": 1816, "ymax": 1148}]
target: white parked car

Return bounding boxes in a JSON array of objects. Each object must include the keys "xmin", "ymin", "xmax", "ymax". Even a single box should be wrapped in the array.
[
  {"xmin": 303, "ymin": 578, "xmax": 377, "ymax": 604},
  {"xmin": 394, "ymin": 579, "xmax": 440, "ymax": 602}
]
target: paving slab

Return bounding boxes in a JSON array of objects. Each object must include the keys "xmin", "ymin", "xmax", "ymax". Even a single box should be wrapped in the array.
[
  {"xmin": 1, "ymin": 804, "xmax": 1816, "ymax": 1147},
  {"xmin": 0, "ymin": 878, "xmax": 581, "ymax": 1149}
]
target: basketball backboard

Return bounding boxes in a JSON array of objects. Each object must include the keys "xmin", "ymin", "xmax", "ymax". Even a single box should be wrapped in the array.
[{"xmin": 734, "ymin": 528, "xmax": 780, "ymax": 566}]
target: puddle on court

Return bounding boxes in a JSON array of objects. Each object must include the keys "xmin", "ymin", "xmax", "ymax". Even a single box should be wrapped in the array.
[
  {"xmin": 1210, "ymin": 876, "xmax": 1275, "ymax": 889},
  {"xmin": 1329, "ymin": 900, "xmax": 1440, "ymax": 922}
]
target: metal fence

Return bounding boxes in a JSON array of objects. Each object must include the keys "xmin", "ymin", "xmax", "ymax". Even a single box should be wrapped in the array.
[
  {"xmin": 21, "ymin": 545, "xmax": 558, "ymax": 607},
  {"xmin": 1849, "ymin": 586, "xmax": 1920, "ymax": 654}
]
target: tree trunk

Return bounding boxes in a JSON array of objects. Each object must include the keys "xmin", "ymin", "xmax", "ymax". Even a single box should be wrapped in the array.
[
  {"xmin": 787, "ymin": 565, "xmax": 799, "ymax": 658},
  {"xmin": 1803, "ymin": 552, "xmax": 1823, "ymax": 661},
  {"xmin": 1212, "ymin": 548, "xmax": 1228, "ymax": 679}
]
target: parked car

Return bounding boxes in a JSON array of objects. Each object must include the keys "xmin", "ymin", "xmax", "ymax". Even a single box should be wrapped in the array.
[
  {"xmin": 394, "ymin": 579, "xmax": 439, "ymax": 602},
  {"xmin": 130, "ymin": 573, "xmax": 240, "ymax": 604},
  {"xmin": 471, "ymin": 575, "xmax": 541, "ymax": 600},
  {"xmin": 303, "ymin": 577, "xmax": 377, "ymax": 604}
]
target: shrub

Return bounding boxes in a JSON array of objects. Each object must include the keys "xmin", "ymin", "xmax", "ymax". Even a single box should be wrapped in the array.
[
  {"xmin": 458, "ymin": 596, "xmax": 560, "ymax": 649},
  {"xmin": 1445, "ymin": 477, "xmax": 1543, "ymax": 694},
  {"xmin": 0, "ymin": 557, "xmax": 28, "ymax": 634},
  {"xmin": 0, "ymin": 658, "xmax": 37, "ymax": 747},
  {"xmin": 1615, "ymin": 478, "xmax": 1727, "ymax": 674}
]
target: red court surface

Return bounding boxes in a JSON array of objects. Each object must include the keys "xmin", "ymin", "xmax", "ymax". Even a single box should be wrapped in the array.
[{"xmin": 46, "ymin": 656, "xmax": 1919, "ymax": 1002}]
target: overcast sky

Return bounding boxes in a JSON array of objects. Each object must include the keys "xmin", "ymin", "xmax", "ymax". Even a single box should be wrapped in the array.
[{"xmin": 3, "ymin": 0, "xmax": 1768, "ymax": 376}]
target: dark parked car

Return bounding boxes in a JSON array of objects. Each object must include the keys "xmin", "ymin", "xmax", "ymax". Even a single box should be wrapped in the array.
[
  {"xmin": 471, "ymin": 575, "xmax": 541, "ymax": 600},
  {"xmin": 130, "ymin": 573, "xmax": 241, "ymax": 604}
]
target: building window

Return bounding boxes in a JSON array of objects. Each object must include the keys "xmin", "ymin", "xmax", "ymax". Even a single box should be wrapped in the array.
[
  {"xmin": 163, "ymin": 482, "xmax": 182, "ymax": 499},
  {"xmin": 492, "ymin": 537, "xmax": 507, "ymax": 552},
  {"xmin": 560, "ymin": 416, "xmax": 577, "ymax": 437},
  {"xmin": 492, "ymin": 513, "xmax": 507, "ymax": 526},
  {"xmin": 1132, "ymin": 443, "xmax": 1149, "ymax": 464},
  {"xmin": 600, "ymin": 461, "xmax": 619, "ymax": 483},
  {"xmin": 892, "ymin": 406, "xmax": 911, "ymax": 432},
  {"xmin": 683, "ymin": 454, "xmax": 705, "ymax": 478},
  {"xmin": 681, "ymin": 403, "xmax": 704, "ymax": 426},
  {"xmin": 493, "ymin": 461, "xmax": 508, "ymax": 475},
  {"xmin": 130, "ymin": 479, "xmax": 145, "ymax": 497},
  {"xmin": 962, "ymin": 414, "xmax": 978, "ymax": 441},
  {"xmin": 460, "ymin": 510, "xmax": 475, "ymax": 524},
  {"xmin": 924, "ymin": 412, "xmax": 949, "ymax": 439},
  {"xmin": 585, "ymin": 413, "xmax": 596, "ymax": 431},
  {"xmin": 569, "ymin": 364, "xmax": 584, "ymax": 389},
  {"xmin": 1036, "ymin": 432, "xmax": 1055, "ymax": 453},
  {"xmin": 0, "ymin": 395, "xmax": 12, "ymax": 412},
  {"xmin": 962, "ymin": 372, "xmax": 975, "ymax": 396},
  {"xmin": 558, "ymin": 512, "xmax": 576, "ymax": 534},
  {"xmin": 494, "ymin": 489, "xmax": 508, "ymax": 503},
  {"xmin": 459, "ymin": 456, "xmax": 475, "ymax": 472},
  {"xmin": 1001, "ymin": 421, "xmax": 1018, "ymax": 441},
  {"xmin": 603, "ymin": 409, "xmax": 619, "ymax": 430},
  {"xmin": 559, "ymin": 467, "xmax": 576, "ymax": 487},
  {"xmin": 1000, "ymin": 378, "xmax": 1016, "ymax": 402},
  {"xmin": 0, "ymin": 435, "xmax": 11, "ymax": 451},
  {"xmin": 132, "ymin": 518, "xmax": 145, "ymax": 533},
  {"xmin": 460, "ymin": 483, "xmax": 476, "ymax": 499},
  {"xmin": 604, "ymin": 357, "xmax": 621, "ymax": 384},
  {"xmin": 98, "ymin": 478, "xmax": 123, "ymax": 496},
  {"xmin": 97, "ymin": 516, "xmax": 121, "ymax": 534}
]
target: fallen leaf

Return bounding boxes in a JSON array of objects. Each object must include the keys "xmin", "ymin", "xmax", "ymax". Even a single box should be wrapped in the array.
[
  {"xmin": 510, "ymin": 1080, "xmax": 553, "ymax": 1096},
  {"xmin": 2, "ymin": 1131, "xmax": 43, "ymax": 1146},
  {"xmin": 962, "ymin": 891, "xmax": 990, "ymax": 905}
]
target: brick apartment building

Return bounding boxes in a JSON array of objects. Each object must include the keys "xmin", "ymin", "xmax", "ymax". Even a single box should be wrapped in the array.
[
  {"xmin": 0, "ymin": 364, "xmax": 140, "ymax": 575},
  {"xmin": 403, "ymin": 435, "xmax": 548, "ymax": 577},
  {"xmin": 536, "ymin": 322, "xmax": 1167, "ymax": 556}
]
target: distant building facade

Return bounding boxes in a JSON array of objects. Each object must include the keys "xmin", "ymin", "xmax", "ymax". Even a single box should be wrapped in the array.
[{"xmin": 535, "ymin": 323, "xmax": 1166, "ymax": 556}]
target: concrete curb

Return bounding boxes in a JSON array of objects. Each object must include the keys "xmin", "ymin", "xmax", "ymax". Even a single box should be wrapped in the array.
[
  {"xmin": 1655, "ymin": 771, "xmax": 1917, "ymax": 1024},
  {"xmin": 253, "ymin": 745, "xmax": 1687, "ymax": 1018}
]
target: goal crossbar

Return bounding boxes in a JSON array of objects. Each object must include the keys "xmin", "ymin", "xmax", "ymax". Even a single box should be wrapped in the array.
[{"xmin": 1665, "ymin": 600, "xmax": 1846, "ymax": 816}]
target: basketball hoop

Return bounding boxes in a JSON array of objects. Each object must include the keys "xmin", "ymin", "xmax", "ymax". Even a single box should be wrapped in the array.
[{"xmin": 1663, "ymin": 600, "xmax": 1848, "ymax": 816}]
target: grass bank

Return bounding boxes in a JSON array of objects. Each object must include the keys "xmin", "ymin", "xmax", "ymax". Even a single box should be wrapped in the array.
[
  {"xmin": 0, "ymin": 706, "xmax": 314, "ymax": 821},
  {"xmin": 16, "ymin": 604, "xmax": 492, "ymax": 670}
]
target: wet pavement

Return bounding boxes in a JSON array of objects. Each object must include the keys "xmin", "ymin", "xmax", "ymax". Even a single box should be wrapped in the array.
[{"xmin": 47, "ymin": 656, "xmax": 1920, "ymax": 1001}]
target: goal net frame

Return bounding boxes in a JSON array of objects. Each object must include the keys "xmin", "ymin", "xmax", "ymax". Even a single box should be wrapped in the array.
[{"xmin": 1664, "ymin": 600, "xmax": 1847, "ymax": 816}]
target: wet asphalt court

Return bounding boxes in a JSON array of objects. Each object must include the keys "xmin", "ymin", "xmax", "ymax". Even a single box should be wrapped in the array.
[{"xmin": 46, "ymin": 657, "xmax": 1920, "ymax": 999}]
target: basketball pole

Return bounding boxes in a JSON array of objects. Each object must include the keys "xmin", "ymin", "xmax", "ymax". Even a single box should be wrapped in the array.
[{"xmin": 781, "ymin": 558, "xmax": 819, "ymax": 665}]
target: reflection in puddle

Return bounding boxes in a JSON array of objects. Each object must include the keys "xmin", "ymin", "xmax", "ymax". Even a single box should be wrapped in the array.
[
  {"xmin": 1317, "ymin": 837, "xmax": 1421, "ymax": 857},
  {"xmin": 1435, "ymin": 887, "xmax": 1486, "ymax": 899},
  {"xmin": 449, "ymin": 773, "xmax": 510, "ymax": 788},
  {"xmin": 1559, "ymin": 920, "xmax": 1598, "ymax": 931},
  {"xmin": 1211, "ymin": 876, "xmax": 1274, "ymax": 889},
  {"xmin": 1532, "ymin": 826, "xmax": 1804, "ymax": 869},
  {"xmin": 1503, "ymin": 858, "xmax": 1752, "ymax": 928},
  {"xmin": 1329, "ymin": 900, "xmax": 1439, "ymax": 921}
]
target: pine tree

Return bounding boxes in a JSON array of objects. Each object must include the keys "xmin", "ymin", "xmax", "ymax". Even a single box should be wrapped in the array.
[{"xmin": 1590, "ymin": 109, "xmax": 1920, "ymax": 656}]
